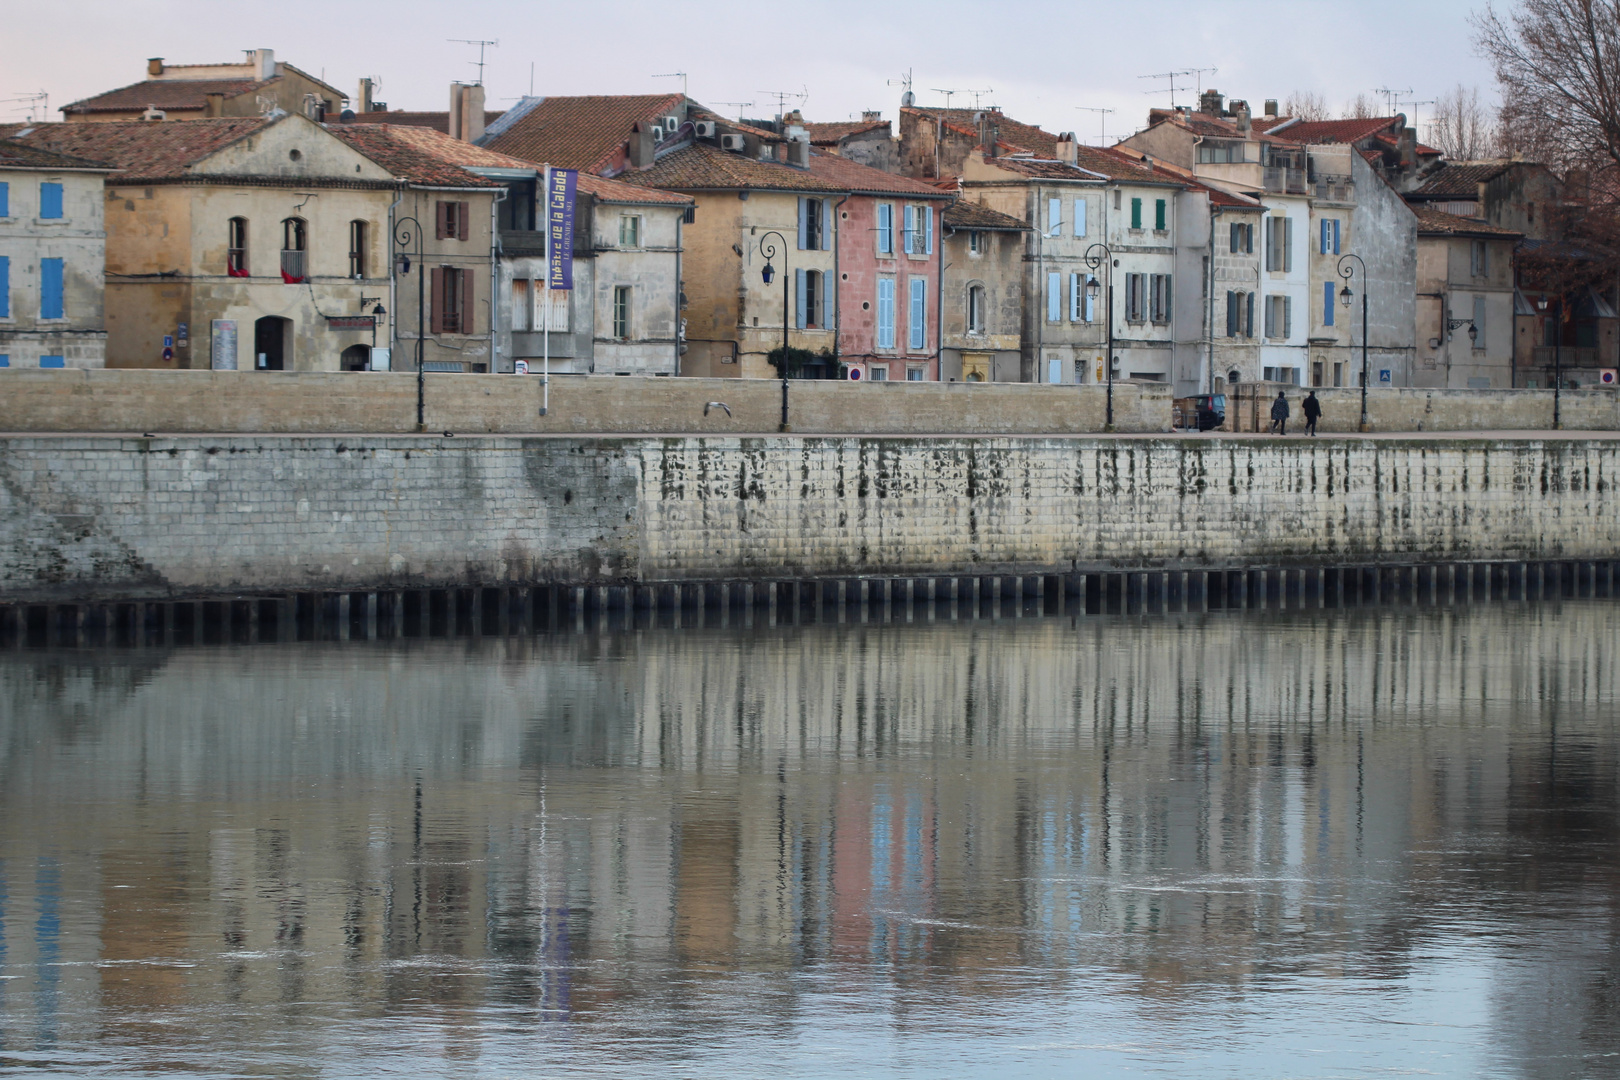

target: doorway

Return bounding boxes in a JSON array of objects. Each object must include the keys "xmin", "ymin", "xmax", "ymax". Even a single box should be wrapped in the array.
[
  {"xmin": 254, "ymin": 316, "xmax": 290, "ymax": 370},
  {"xmin": 340, "ymin": 344, "xmax": 371, "ymax": 372}
]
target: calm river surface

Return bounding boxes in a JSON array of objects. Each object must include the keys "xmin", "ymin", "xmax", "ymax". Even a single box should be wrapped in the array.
[{"xmin": 2, "ymin": 600, "xmax": 1618, "ymax": 1078}]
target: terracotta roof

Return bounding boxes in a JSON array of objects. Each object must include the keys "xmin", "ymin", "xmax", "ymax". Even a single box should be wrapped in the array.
[
  {"xmin": 60, "ymin": 77, "xmax": 266, "ymax": 115},
  {"xmin": 576, "ymin": 172, "xmax": 691, "ymax": 205},
  {"xmin": 1146, "ymin": 110, "xmax": 1298, "ymax": 146},
  {"xmin": 943, "ymin": 200, "xmax": 1026, "ymax": 230},
  {"xmin": 7, "ymin": 118, "xmax": 268, "ymax": 181},
  {"xmin": 614, "ymin": 141, "xmax": 844, "ymax": 193},
  {"xmin": 982, "ymin": 144, "xmax": 1168, "ymax": 184},
  {"xmin": 1253, "ymin": 116, "xmax": 1400, "ymax": 144},
  {"xmin": 805, "ymin": 149, "xmax": 949, "ymax": 196},
  {"xmin": 690, "ymin": 107, "xmax": 783, "ymax": 142},
  {"xmin": 1410, "ymin": 205, "xmax": 1522, "ymax": 238},
  {"xmin": 333, "ymin": 110, "xmax": 503, "ymax": 134},
  {"xmin": 0, "ymin": 139, "xmax": 115, "ymax": 171},
  {"xmin": 903, "ymin": 106, "xmax": 1060, "ymax": 158},
  {"xmin": 481, "ymin": 94, "xmax": 684, "ymax": 172},
  {"xmin": 804, "ymin": 119, "xmax": 888, "ymax": 146},
  {"xmin": 326, "ymin": 125, "xmax": 502, "ymax": 187},
  {"xmin": 1409, "ymin": 161, "xmax": 1516, "ymax": 197}
]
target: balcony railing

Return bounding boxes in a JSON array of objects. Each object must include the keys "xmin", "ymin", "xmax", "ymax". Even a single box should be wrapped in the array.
[
  {"xmin": 1533, "ymin": 346, "xmax": 1600, "ymax": 368},
  {"xmin": 1263, "ymin": 167, "xmax": 1308, "ymax": 195},
  {"xmin": 280, "ymin": 250, "xmax": 306, "ymax": 281}
]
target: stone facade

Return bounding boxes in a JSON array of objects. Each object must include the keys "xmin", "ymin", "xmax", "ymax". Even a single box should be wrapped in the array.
[
  {"xmin": 0, "ymin": 152, "xmax": 111, "ymax": 369},
  {"xmin": 4, "ymin": 432, "xmax": 1619, "ymax": 600}
]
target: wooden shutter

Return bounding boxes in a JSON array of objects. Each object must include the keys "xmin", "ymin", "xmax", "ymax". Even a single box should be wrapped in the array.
[
  {"xmin": 1131, "ymin": 198, "xmax": 1142, "ymax": 230},
  {"xmin": 461, "ymin": 268, "xmax": 475, "ymax": 334},
  {"xmin": 877, "ymin": 203, "xmax": 892, "ymax": 253},
  {"xmin": 457, "ymin": 202, "xmax": 469, "ymax": 241},
  {"xmin": 1333, "ymin": 219, "xmax": 1340, "ymax": 255},
  {"xmin": 1264, "ymin": 294, "xmax": 1275, "ymax": 338},
  {"xmin": 1070, "ymin": 273, "xmax": 1080, "ymax": 320},
  {"xmin": 795, "ymin": 268, "xmax": 807, "ymax": 328},
  {"xmin": 1155, "ymin": 199, "xmax": 1166, "ymax": 230},
  {"xmin": 1229, "ymin": 223, "xmax": 1238, "ymax": 253},
  {"xmin": 903, "ymin": 204, "xmax": 916, "ymax": 254},
  {"xmin": 1163, "ymin": 274, "xmax": 1172, "ymax": 319},
  {"xmin": 1246, "ymin": 223, "xmax": 1254, "ymax": 254},
  {"xmin": 430, "ymin": 267, "xmax": 446, "ymax": 333},
  {"xmin": 435, "ymin": 202, "xmax": 449, "ymax": 239},
  {"xmin": 1473, "ymin": 295, "xmax": 1487, "ymax": 349},
  {"xmin": 1246, "ymin": 292, "xmax": 1254, "ymax": 336},
  {"xmin": 1226, "ymin": 291, "xmax": 1237, "ymax": 336},
  {"xmin": 1048, "ymin": 197, "xmax": 1061, "ymax": 237},
  {"xmin": 877, "ymin": 278, "xmax": 895, "ymax": 347},
  {"xmin": 0, "ymin": 256, "xmax": 7, "ymax": 319}
]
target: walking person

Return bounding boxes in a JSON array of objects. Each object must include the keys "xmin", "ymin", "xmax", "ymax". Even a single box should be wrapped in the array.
[
  {"xmin": 1269, "ymin": 390, "xmax": 1290, "ymax": 436},
  {"xmin": 1303, "ymin": 390, "xmax": 1322, "ymax": 437}
]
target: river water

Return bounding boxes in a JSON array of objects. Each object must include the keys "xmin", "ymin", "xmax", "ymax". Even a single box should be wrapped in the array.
[{"xmin": 1, "ymin": 599, "xmax": 1618, "ymax": 1078}]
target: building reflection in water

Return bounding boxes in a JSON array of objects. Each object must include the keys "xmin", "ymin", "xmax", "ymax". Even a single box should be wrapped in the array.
[{"xmin": 0, "ymin": 602, "xmax": 1617, "ymax": 1076}]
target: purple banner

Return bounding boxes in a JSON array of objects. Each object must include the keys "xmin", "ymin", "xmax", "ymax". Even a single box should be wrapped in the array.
[{"xmin": 547, "ymin": 168, "xmax": 577, "ymax": 291}]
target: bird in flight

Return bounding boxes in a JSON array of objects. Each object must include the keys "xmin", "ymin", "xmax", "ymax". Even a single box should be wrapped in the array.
[{"xmin": 704, "ymin": 402, "xmax": 732, "ymax": 418}]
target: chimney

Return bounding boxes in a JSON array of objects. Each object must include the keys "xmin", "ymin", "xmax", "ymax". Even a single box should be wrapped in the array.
[
  {"xmin": 1199, "ymin": 89, "xmax": 1224, "ymax": 116},
  {"xmin": 978, "ymin": 112, "xmax": 1000, "ymax": 158},
  {"xmin": 448, "ymin": 82, "xmax": 486, "ymax": 142},
  {"xmin": 629, "ymin": 120, "xmax": 655, "ymax": 169},
  {"xmin": 1264, "ymin": 99, "xmax": 1279, "ymax": 118},
  {"xmin": 252, "ymin": 49, "xmax": 275, "ymax": 81},
  {"xmin": 1056, "ymin": 132, "xmax": 1077, "ymax": 165},
  {"xmin": 147, "ymin": 57, "xmax": 164, "ymax": 78},
  {"xmin": 205, "ymin": 92, "xmax": 226, "ymax": 117},
  {"xmin": 787, "ymin": 135, "xmax": 810, "ymax": 169},
  {"xmin": 862, "ymin": 110, "xmax": 882, "ymax": 122},
  {"xmin": 357, "ymin": 78, "xmax": 374, "ymax": 114},
  {"xmin": 1399, "ymin": 126, "xmax": 1416, "ymax": 172},
  {"xmin": 1235, "ymin": 103, "xmax": 1251, "ymax": 137}
]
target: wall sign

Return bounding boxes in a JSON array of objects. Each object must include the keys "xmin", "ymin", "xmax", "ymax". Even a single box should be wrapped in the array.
[
  {"xmin": 546, "ymin": 167, "xmax": 577, "ymax": 290},
  {"xmin": 210, "ymin": 320, "xmax": 238, "ymax": 370},
  {"xmin": 325, "ymin": 315, "xmax": 376, "ymax": 330}
]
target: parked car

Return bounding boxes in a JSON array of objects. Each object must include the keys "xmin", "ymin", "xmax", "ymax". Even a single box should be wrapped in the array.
[{"xmin": 1173, "ymin": 394, "xmax": 1226, "ymax": 431}]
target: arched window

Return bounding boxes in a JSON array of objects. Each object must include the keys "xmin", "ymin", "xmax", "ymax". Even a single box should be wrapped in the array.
[
  {"xmin": 280, "ymin": 217, "xmax": 306, "ymax": 282},
  {"xmin": 348, "ymin": 220, "xmax": 367, "ymax": 278},
  {"xmin": 967, "ymin": 284, "xmax": 986, "ymax": 334},
  {"xmin": 227, "ymin": 217, "xmax": 249, "ymax": 276}
]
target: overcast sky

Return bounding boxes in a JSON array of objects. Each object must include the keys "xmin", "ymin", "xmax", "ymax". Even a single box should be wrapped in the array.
[{"xmin": 5, "ymin": 0, "xmax": 1503, "ymax": 144}]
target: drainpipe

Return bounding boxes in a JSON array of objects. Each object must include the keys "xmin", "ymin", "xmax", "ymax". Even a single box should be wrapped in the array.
[
  {"xmin": 386, "ymin": 183, "xmax": 405, "ymax": 370},
  {"xmin": 937, "ymin": 193, "xmax": 954, "ymax": 380},
  {"xmin": 490, "ymin": 185, "xmax": 506, "ymax": 372},
  {"xmin": 832, "ymin": 193, "xmax": 849, "ymax": 374},
  {"xmin": 673, "ymin": 206, "xmax": 683, "ymax": 375},
  {"xmin": 1206, "ymin": 206, "xmax": 1217, "ymax": 394},
  {"xmin": 1033, "ymin": 185, "xmax": 1042, "ymax": 383}
]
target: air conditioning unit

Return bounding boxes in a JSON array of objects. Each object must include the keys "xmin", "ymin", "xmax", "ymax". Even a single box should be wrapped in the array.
[
  {"xmin": 720, "ymin": 133, "xmax": 746, "ymax": 152},
  {"xmin": 694, "ymin": 120, "xmax": 716, "ymax": 138},
  {"xmin": 650, "ymin": 124, "xmax": 665, "ymax": 142},
  {"xmin": 661, "ymin": 114, "xmax": 681, "ymax": 131}
]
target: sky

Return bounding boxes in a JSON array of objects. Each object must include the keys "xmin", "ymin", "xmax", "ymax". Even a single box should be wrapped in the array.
[{"xmin": 3, "ymin": 0, "xmax": 1503, "ymax": 144}]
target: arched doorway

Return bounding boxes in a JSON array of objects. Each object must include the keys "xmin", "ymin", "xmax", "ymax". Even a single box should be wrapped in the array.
[
  {"xmin": 340, "ymin": 344, "xmax": 371, "ymax": 372},
  {"xmin": 254, "ymin": 316, "xmax": 290, "ymax": 370}
]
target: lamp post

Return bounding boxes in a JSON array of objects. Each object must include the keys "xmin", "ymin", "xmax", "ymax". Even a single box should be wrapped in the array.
[
  {"xmin": 1337, "ymin": 253, "xmax": 1370, "ymax": 432},
  {"xmin": 1084, "ymin": 243, "xmax": 1114, "ymax": 432},
  {"xmin": 394, "ymin": 216, "xmax": 426, "ymax": 431},
  {"xmin": 758, "ymin": 231, "xmax": 792, "ymax": 432},
  {"xmin": 1536, "ymin": 294, "xmax": 1563, "ymax": 429}
]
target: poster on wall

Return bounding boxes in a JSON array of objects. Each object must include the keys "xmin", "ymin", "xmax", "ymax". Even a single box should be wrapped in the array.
[
  {"xmin": 546, "ymin": 167, "xmax": 577, "ymax": 291},
  {"xmin": 210, "ymin": 320, "xmax": 237, "ymax": 370}
]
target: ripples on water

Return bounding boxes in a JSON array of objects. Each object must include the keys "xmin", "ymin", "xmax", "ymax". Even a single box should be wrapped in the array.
[{"xmin": 1, "ymin": 602, "xmax": 1618, "ymax": 1078}]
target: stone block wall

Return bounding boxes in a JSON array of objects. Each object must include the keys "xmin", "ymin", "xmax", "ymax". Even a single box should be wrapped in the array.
[{"xmin": 3, "ymin": 434, "xmax": 1618, "ymax": 600}]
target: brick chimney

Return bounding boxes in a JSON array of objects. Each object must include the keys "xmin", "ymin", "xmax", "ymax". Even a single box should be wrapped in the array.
[
  {"xmin": 448, "ymin": 82, "xmax": 486, "ymax": 142},
  {"xmin": 978, "ymin": 112, "xmax": 1000, "ymax": 158},
  {"xmin": 357, "ymin": 78, "xmax": 374, "ymax": 114},
  {"xmin": 147, "ymin": 57, "xmax": 164, "ymax": 77},
  {"xmin": 1235, "ymin": 102, "xmax": 1251, "ymax": 137}
]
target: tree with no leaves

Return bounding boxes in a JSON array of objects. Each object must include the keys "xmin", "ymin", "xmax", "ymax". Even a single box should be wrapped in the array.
[
  {"xmin": 1427, "ymin": 84, "xmax": 1498, "ymax": 159},
  {"xmin": 1342, "ymin": 93, "xmax": 1380, "ymax": 120},
  {"xmin": 1473, "ymin": 0, "xmax": 1620, "ymax": 176},
  {"xmin": 1283, "ymin": 91, "xmax": 1330, "ymax": 122}
]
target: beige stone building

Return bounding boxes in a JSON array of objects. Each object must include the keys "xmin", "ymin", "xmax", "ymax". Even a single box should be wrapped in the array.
[
  {"xmin": 60, "ymin": 50, "xmax": 346, "ymax": 123},
  {"xmin": 940, "ymin": 200, "xmax": 1025, "ymax": 382},
  {"xmin": 1410, "ymin": 207, "xmax": 1522, "ymax": 388},
  {"xmin": 0, "ymin": 139, "xmax": 114, "ymax": 369}
]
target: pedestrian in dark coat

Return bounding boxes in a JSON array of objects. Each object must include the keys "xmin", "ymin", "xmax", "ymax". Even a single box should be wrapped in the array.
[
  {"xmin": 1269, "ymin": 391, "xmax": 1290, "ymax": 435},
  {"xmin": 1303, "ymin": 391, "xmax": 1322, "ymax": 436}
]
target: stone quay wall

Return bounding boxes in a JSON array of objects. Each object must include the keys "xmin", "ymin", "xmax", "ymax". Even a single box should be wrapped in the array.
[{"xmin": 3, "ymin": 434, "xmax": 1619, "ymax": 601}]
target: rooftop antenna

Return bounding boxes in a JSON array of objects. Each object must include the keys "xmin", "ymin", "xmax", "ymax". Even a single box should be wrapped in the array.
[
  {"xmin": 652, "ymin": 72, "xmax": 688, "ymax": 97},
  {"xmin": 2, "ymin": 89, "xmax": 48, "ymax": 123},
  {"xmin": 1077, "ymin": 105, "xmax": 1115, "ymax": 146},
  {"xmin": 712, "ymin": 100, "xmax": 754, "ymax": 118},
  {"xmin": 1397, "ymin": 95, "xmax": 1435, "ymax": 130},
  {"xmin": 1374, "ymin": 86, "xmax": 1412, "ymax": 116},
  {"xmin": 1183, "ymin": 67, "xmax": 1219, "ymax": 96},
  {"xmin": 966, "ymin": 87, "xmax": 994, "ymax": 110},
  {"xmin": 756, "ymin": 87, "xmax": 808, "ymax": 120},
  {"xmin": 1139, "ymin": 70, "xmax": 1189, "ymax": 107},
  {"xmin": 888, "ymin": 69, "xmax": 914, "ymax": 108},
  {"xmin": 448, "ymin": 38, "xmax": 499, "ymax": 85},
  {"xmin": 930, "ymin": 87, "xmax": 963, "ymax": 109}
]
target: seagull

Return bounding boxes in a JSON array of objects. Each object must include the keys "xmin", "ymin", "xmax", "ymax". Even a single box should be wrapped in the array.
[
  {"xmin": 704, "ymin": 401, "xmax": 732, "ymax": 418},
  {"xmin": 142, "ymin": 432, "xmax": 155, "ymax": 438},
  {"xmin": 443, "ymin": 431, "xmax": 456, "ymax": 438}
]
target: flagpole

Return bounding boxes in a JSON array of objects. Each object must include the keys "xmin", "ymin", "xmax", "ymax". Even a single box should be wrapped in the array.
[{"xmin": 541, "ymin": 163, "xmax": 551, "ymax": 417}]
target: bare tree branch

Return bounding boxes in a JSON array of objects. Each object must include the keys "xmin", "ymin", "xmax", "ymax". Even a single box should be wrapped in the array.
[
  {"xmin": 1427, "ymin": 84, "xmax": 1498, "ymax": 159},
  {"xmin": 1283, "ymin": 91, "xmax": 1330, "ymax": 122}
]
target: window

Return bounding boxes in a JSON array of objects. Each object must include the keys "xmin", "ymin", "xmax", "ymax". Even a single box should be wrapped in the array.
[
  {"xmin": 1047, "ymin": 271, "xmax": 1062, "ymax": 322},
  {"xmin": 907, "ymin": 365, "xmax": 925, "ymax": 381},
  {"xmin": 1470, "ymin": 240, "xmax": 1489, "ymax": 277},
  {"xmin": 1263, "ymin": 365, "xmax": 1300, "ymax": 385},
  {"xmin": 513, "ymin": 278, "xmax": 532, "ymax": 332},
  {"xmin": 1149, "ymin": 273, "xmax": 1171, "ymax": 323},
  {"xmin": 430, "ymin": 266, "xmax": 474, "ymax": 334},
  {"xmin": 544, "ymin": 287, "xmax": 569, "ymax": 332},
  {"xmin": 904, "ymin": 204, "xmax": 934, "ymax": 254},
  {"xmin": 1264, "ymin": 294, "xmax": 1292, "ymax": 339},
  {"xmin": 40, "ymin": 257, "xmax": 63, "ymax": 319},
  {"xmin": 280, "ymin": 217, "xmax": 306, "ymax": 282},
  {"xmin": 348, "ymin": 219, "xmax": 367, "ymax": 278},
  {"xmin": 908, "ymin": 277, "xmax": 926, "ymax": 349},
  {"xmin": 799, "ymin": 197, "xmax": 829, "ymax": 250},
  {"xmin": 227, "ymin": 217, "xmax": 248, "ymax": 276},
  {"xmin": 1225, "ymin": 291, "xmax": 1255, "ymax": 337},
  {"xmin": 1472, "ymin": 295, "xmax": 1487, "ymax": 349},
  {"xmin": 968, "ymin": 230, "xmax": 982, "ymax": 255},
  {"xmin": 436, "ymin": 200, "xmax": 469, "ymax": 240},
  {"xmin": 613, "ymin": 285, "xmax": 630, "ymax": 339},
  {"xmin": 869, "ymin": 364, "xmax": 889, "ymax": 381},
  {"xmin": 1070, "ymin": 272, "xmax": 1083, "ymax": 321},
  {"xmin": 1265, "ymin": 215, "xmax": 1293, "ymax": 272},
  {"xmin": 1073, "ymin": 197, "xmax": 1087, "ymax": 238},
  {"xmin": 40, "ymin": 355, "xmax": 64, "ymax": 368},
  {"xmin": 1130, "ymin": 197, "xmax": 1142, "ymax": 230},
  {"xmin": 0, "ymin": 182, "xmax": 8, "ymax": 217},
  {"xmin": 1125, "ymin": 273, "xmax": 1145, "ymax": 322},
  {"xmin": 1154, "ymin": 199, "xmax": 1167, "ymax": 231},
  {"xmin": 1323, "ymin": 281, "xmax": 1335, "ymax": 327},
  {"xmin": 1318, "ymin": 218, "xmax": 1341, "ymax": 255},
  {"xmin": 876, "ymin": 277, "xmax": 896, "ymax": 348},
  {"xmin": 619, "ymin": 215, "xmax": 641, "ymax": 247},
  {"xmin": 0, "ymin": 256, "xmax": 9, "ymax": 318},
  {"xmin": 0, "ymin": 356, "xmax": 7, "ymax": 366},
  {"xmin": 968, "ymin": 284, "xmax": 986, "ymax": 333},
  {"xmin": 1048, "ymin": 197, "xmax": 1062, "ymax": 237},
  {"xmin": 795, "ymin": 269, "xmax": 826, "ymax": 328},
  {"xmin": 39, "ymin": 182, "xmax": 63, "ymax": 220},
  {"xmin": 1197, "ymin": 141, "xmax": 1244, "ymax": 164},
  {"xmin": 877, "ymin": 203, "xmax": 894, "ymax": 254},
  {"xmin": 1229, "ymin": 221, "xmax": 1254, "ymax": 253},
  {"xmin": 1083, "ymin": 276, "xmax": 1097, "ymax": 322}
]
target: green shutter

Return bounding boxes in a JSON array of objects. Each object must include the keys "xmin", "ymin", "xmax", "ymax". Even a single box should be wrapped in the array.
[
  {"xmin": 1131, "ymin": 198, "xmax": 1142, "ymax": 230},
  {"xmin": 1155, "ymin": 199, "xmax": 1166, "ymax": 230}
]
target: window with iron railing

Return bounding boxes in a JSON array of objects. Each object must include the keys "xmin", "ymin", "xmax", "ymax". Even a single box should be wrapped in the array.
[
  {"xmin": 280, "ymin": 217, "xmax": 306, "ymax": 281},
  {"xmin": 227, "ymin": 217, "xmax": 248, "ymax": 276}
]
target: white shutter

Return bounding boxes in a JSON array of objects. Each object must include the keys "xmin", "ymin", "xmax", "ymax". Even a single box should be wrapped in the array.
[
  {"xmin": 1048, "ymin": 197, "xmax": 1061, "ymax": 237},
  {"xmin": 795, "ymin": 268, "xmax": 807, "ymax": 328},
  {"xmin": 909, "ymin": 277, "xmax": 926, "ymax": 349},
  {"xmin": 1074, "ymin": 198, "xmax": 1086, "ymax": 238},
  {"xmin": 904, "ymin": 205, "xmax": 916, "ymax": 254},
  {"xmin": 877, "ymin": 278, "xmax": 895, "ymax": 348},
  {"xmin": 1048, "ymin": 272, "xmax": 1061, "ymax": 322}
]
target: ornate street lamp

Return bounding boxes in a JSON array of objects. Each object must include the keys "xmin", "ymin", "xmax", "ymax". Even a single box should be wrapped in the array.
[
  {"xmin": 394, "ymin": 215, "xmax": 426, "ymax": 431},
  {"xmin": 1337, "ymin": 253, "xmax": 1370, "ymax": 432},
  {"xmin": 759, "ymin": 230, "xmax": 790, "ymax": 432},
  {"xmin": 1536, "ymin": 295, "xmax": 1563, "ymax": 429},
  {"xmin": 1084, "ymin": 243, "xmax": 1114, "ymax": 432}
]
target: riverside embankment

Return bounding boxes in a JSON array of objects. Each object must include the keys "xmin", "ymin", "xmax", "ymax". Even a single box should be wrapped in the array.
[{"xmin": 4, "ymin": 431, "xmax": 1619, "ymax": 602}]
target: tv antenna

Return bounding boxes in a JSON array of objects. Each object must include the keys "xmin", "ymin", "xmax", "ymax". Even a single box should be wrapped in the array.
[
  {"xmin": 449, "ymin": 39, "xmax": 498, "ymax": 85},
  {"xmin": 1139, "ymin": 67, "xmax": 1218, "ymax": 107},
  {"xmin": 1077, "ymin": 105, "xmax": 1115, "ymax": 146},
  {"xmin": 756, "ymin": 87, "xmax": 808, "ymax": 119},
  {"xmin": 888, "ymin": 69, "xmax": 914, "ymax": 106},
  {"xmin": 1374, "ymin": 86, "xmax": 1413, "ymax": 116},
  {"xmin": 711, "ymin": 100, "xmax": 754, "ymax": 118},
  {"xmin": 931, "ymin": 86, "xmax": 993, "ymax": 110},
  {"xmin": 1396, "ymin": 95, "xmax": 1435, "ymax": 129},
  {"xmin": 652, "ymin": 72, "xmax": 688, "ymax": 97},
  {"xmin": 1, "ymin": 89, "xmax": 48, "ymax": 123}
]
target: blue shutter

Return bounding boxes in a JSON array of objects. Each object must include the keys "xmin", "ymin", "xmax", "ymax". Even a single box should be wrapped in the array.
[
  {"xmin": 1048, "ymin": 197, "xmax": 1061, "ymax": 237},
  {"xmin": 1074, "ymin": 198, "xmax": 1086, "ymax": 237},
  {"xmin": 903, "ymin": 204, "xmax": 916, "ymax": 254},
  {"xmin": 823, "ymin": 201, "xmax": 833, "ymax": 251},
  {"xmin": 40, "ymin": 355, "xmax": 64, "ymax": 368},
  {"xmin": 1047, "ymin": 272, "xmax": 1060, "ymax": 322},
  {"xmin": 1319, "ymin": 220, "xmax": 1328, "ymax": 255},
  {"xmin": 1283, "ymin": 295, "xmax": 1292, "ymax": 338},
  {"xmin": 0, "ymin": 355, "xmax": 8, "ymax": 366},
  {"xmin": 0, "ymin": 256, "xmax": 9, "ymax": 318},
  {"xmin": 877, "ymin": 203, "xmax": 892, "ymax": 253},
  {"xmin": 877, "ymin": 278, "xmax": 895, "ymax": 348},
  {"xmin": 909, "ymin": 278, "xmax": 926, "ymax": 349},
  {"xmin": 40, "ymin": 257, "xmax": 63, "ymax": 319},
  {"xmin": 1084, "ymin": 280, "xmax": 1095, "ymax": 323},
  {"xmin": 0, "ymin": 182, "xmax": 8, "ymax": 217},
  {"xmin": 1324, "ymin": 281, "xmax": 1335, "ymax": 327},
  {"xmin": 795, "ymin": 268, "xmax": 807, "ymax": 328},
  {"xmin": 1333, "ymin": 219, "xmax": 1341, "ymax": 255},
  {"xmin": 797, "ymin": 197, "xmax": 808, "ymax": 249},
  {"xmin": 1227, "ymin": 291, "xmax": 1237, "ymax": 336},
  {"xmin": 39, "ymin": 182, "xmax": 63, "ymax": 220},
  {"xmin": 1070, "ymin": 273, "xmax": 1080, "ymax": 320},
  {"xmin": 924, "ymin": 206, "xmax": 934, "ymax": 254}
]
